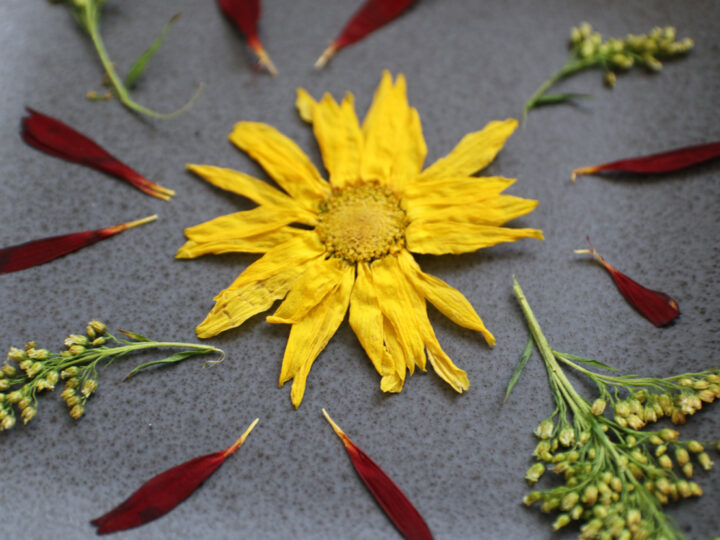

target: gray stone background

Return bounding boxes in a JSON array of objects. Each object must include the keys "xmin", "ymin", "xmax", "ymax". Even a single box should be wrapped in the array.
[{"xmin": 1, "ymin": 1, "xmax": 718, "ymax": 538}]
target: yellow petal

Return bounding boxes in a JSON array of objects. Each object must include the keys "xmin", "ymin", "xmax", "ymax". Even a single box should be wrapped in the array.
[
  {"xmin": 308, "ymin": 92, "xmax": 363, "ymax": 188},
  {"xmin": 196, "ymin": 233, "xmax": 324, "ymax": 338},
  {"xmin": 177, "ymin": 227, "xmax": 305, "ymax": 258},
  {"xmin": 406, "ymin": 221, "xmax": 544, "ymax": 255},
  {"xmin": 186, "ymin": 164, "xmax": 298, "ymax": 208},
  {"xmin": 349, "ymin": 262, "xmax": 394, "ymax": 378},
  {"xmin": 295, "ymin": 88, "xmax": 315, "ymax": 123},
  {"xmin": 398, "ymin": 250, "xmax": 495, "ymax": 346},
  {"xmin": 278, "ymin": 265, "xmax": 355, "ymax": 408},
  {"xmin": 361, "ymin": 71, "xmax": 427, "ymax": 190},
  {"xmin": 402, "ymin": 176, "xmax": 516, "ymax": 206},
  {"xmin": 371, "ymin": 255, "xmax": 426, "ymax": 373},
  {"xmin": 407, "ymin": 195, "xmax": 539, "ymax": 226},
  {"xmin": 380, "ymin": 316, "xmax": 406, "ymax": 393},
  {"xmin": 184, "ymin": 206, "xmax": 316, "ymax": 244},
  {"xmin": 229, "ymin": 122, "xmax": 330, "ymax": 207},
  {"xmin": 268, "ymin": 257, "xmax": 349, "ymax": 324},
  {"xmin": 418, "ymin": 119, "xmax": 518, "ymax": 180}
]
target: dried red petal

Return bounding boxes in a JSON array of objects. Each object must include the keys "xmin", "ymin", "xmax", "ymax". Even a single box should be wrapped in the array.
[
  {"xmin": 577, "ymin": 239, "xmax": 680, "ymax": 327},
  {"xmin": 91, "ymin": 419, "xmax": 258, "ymax": 535},
  {"xmin": 571, "ymin": 141, "xmax": 720, "ymax": 181},
  {"xmin": 322, "ymin": 410, "xmax": 433, "ymax": 540},
  {"xmin": 315, "ymin": 0, "xmax": 418, "ymax": 68},
  {"xmin": 21, "ymin": 108, "xmax": 174, "ymax": 200},
  {"xmin": 0, "ymin": 215, "xmax": 156, "ymax": 274},
  {"xmin": 217, "ymin": 0, "xmax": 277, "ymax": 75}
]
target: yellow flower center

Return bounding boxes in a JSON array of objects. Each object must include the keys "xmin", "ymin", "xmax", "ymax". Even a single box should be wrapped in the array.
[{"xmin": 315, "ymin": 184, "xmax": 406, "ymax": 263}]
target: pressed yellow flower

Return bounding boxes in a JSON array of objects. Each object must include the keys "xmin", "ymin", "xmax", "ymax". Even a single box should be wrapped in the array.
[{"xmin": 178, "ymin": 71, "xmax": 543, "ymax": 408}]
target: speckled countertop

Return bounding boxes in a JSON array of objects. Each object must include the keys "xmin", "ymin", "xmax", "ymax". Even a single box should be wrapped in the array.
[{"xmin": 1, "ymin": 1, "xmax": 719, "ymax": 538}]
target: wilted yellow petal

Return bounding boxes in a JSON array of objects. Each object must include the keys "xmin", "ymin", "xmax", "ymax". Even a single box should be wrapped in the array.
[
  {"xmin": 406, "ymin": 195, "xmax": 539, "ymax": 226},
  {"xmin": 402, "ymin": 176, "xmax": 516, "ymax": 206},
  {"xmin": 186, "ymin": 164, "xmax": 298, "ymax": 208},
  {"xmin": 380, "ymin": 316, "xmax": 406, "ymax": 393},
  {"xmin": 196, "ymin": 233, "xmax": 324, "ymax": 338},
  {"xmin": 307, "ymin": 92, "xmax": 363, "ymax": 189},
  {"xmin": 184, "ymin": 206, "xmax": 316, "ymax": 243},
  {"xmin": 230, "ymin": 122, "xmax": 330, "ymax": 207},
  {"xmin": 278, "ymin": 265, "xmax": 355, "ymax": 408},
  {"xmin": 398, "ymin": 250, "xmax": 495, "ymax": 346},
  {"xmin": 406, "ymin": 221, "xmax": 544, "ymax": 255},
  {"xmin": 361, "ymin": 71, "xmax": 427, "ymax": 190},
  {"xmin": 418, "ymin": 119, "xmax": 518, "ymax": 180},
  {"xmin": 268, "ymin": 257, "xmax": 350, "ymax": 324},
  {"xmin": 177, "ymin": 227, "xmax": 305, "ymax": 258},
  {"xmin": 295, "ymin": 88, "xmax": 316, "ymax": 123},
  {"xmin": 371, "ymin": 255, "xmax": 426, "ymax": 373}
]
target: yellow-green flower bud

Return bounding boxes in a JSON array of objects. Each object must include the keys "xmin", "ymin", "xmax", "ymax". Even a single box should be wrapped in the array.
[
  {"xmin": 1, "ymin": 363, "xmax": 16, "ymax": 377},
  {"xmin": 64, "ymin": 334, "xmax": 89, "ymax": 348},
  {"xmin": 65, "ymin": 377, "xmax": 79, "ymax": 389},
  {"xmin": 676, "ymin": 480, "xmax": 691, "ymax": 498},
  {"xmin": 61, "ymin": 366, "xmax": 79, "ymax": 379},
  {"xmin": 658, "ymin": 395, "xmax": 673, "ymax": 415},
  {"xmin": 591, "ymin": 398, "xmax": 606, "ymax": 415},
  {"xmin": 580, "ymin": 40, "xmax": 595, "ymax": 58},
  {"xmin": 17, "ymin": 396, "xmax": 31, "ymax": 410},
  {"xmin": 523, "ymin": 491, "xmax": 542, "ymax": 506},
  {"xmin": 69, "ymin": 404, "xmax": 84, "ymax": 419},
  {"xmin": 707, "ymin": 374, "xmax": 720, "ymax": 384},
  {"xmin": 628, "ymin": 463, "xmax": 644, "ymax": 480},
  {"xmin": 578, "ymin": 431, "xmax": 590, "ymax": 445},
  {"xmin": 21, "ymin": 407, "xmax": 36, "ymax": 423},
  {"xmin": 7, "ymin": 390, "xmax": 22, "ymax": 403},
  {"xmin": 689, "ymin": 482, "xmax": 703, "ymax": 496},
  {"xmin": 567, "ymin": 451, "xmax": 580, "ymax": 463},
  {"xmin": 687, "ymin": 440, "xmax": 704, "ymax": 453},
  {"xmin": 643, "ymin": 406, "xmax": 658, "ymax": 423},
  {"xmin": 553, "ymin": 514, "xmax": 571, "ymax": 531},
  {"xmin": 2, "ymin": 415, "xmax": 15, "ymax": 430},
  {"xmin": 592, "ymin": 505, "xmax": 608, "ymax": 520},
  {"xmin": 693, "ymin": 379, "xmax": 709, "ymax": 390},
  {"xmin": 656, "ymin": 477, "xmax": 671, "ymax": 495},
  {"xmin": 678, "ymin": 378, "xmax": 693, "ymax": 387},
  {"xmin": 540, "ymin": 497, "xmax": 559, "ymax": 513},
  {"xmin": 28, "ymin": 362, "xmax": 42, "ymax": 377},
  {"xmin": 660, "ymin": 428, "xmax": 679, "ymax": 442},
  {"xmin": 0, "ymin": 379, "xmax": 8, "ymax": 391},
  {"xmin": 92, "ymin": 337, "xmax": 106, "ymax": 347},
  {"xmin": 570, "ymin": 27, "xmax": 583, "ymax": 44},
  {"xmin": 7, "ymin": 347, "xmax": 26, "ymax": 362},
  {"xmin": 658, "ymin": 454, "xmax": 673, "ymax": 469},
  {"xmin": 698, "ymin": 389, "xmax": 715, "ymax": 403},
  {"xmin": 86, "ymin": 325, "xmax": 96, "ymax": 339},
  {"xmin": 627, "ymin": 414, "xmax": 644, "ymax": 430},
  {"xmin": 649, "ymin": 435, "xmax": 663, "ymax": 445},
  {"xmin": 655, "ymin": 444, "xmax": 667, "ymax": 457},
  {"xmin": 24, "ymin": 341, "xmax": 36, "ymax": 351},
  {"xmin": 46, "ymin": 371, "xmax": 59, "ymax": 386},
  {"xmin": 89, "ymin": 320, "xmax": 107, "ymax": 335},
  {"xmin": 559, "ymin": 427, "xmax": 575, "ymax": 447},
  {"xmin": 615, "ymin": 401, "xmax": 630, "ymax": 417},
  {"xmin": 626, "ymin": 435, "xmax": 637, "ymax": 447},
  {"xmin": 682, "ymin": 462, "xmax": 693, "ymax": 478},
  {"xmin": 671, "ymin": 409, "xmax": 687, "ymax": 425},
  {"xmin": 610, "ymin": 476, "xmax": 623, "ymax": 493},
  {"xmin": 61, "ymin": 388, "xmax": 75, "ymax": 401},
  {"xmin": 631, "ymin": 449, "xmax": 648, "ymax": 465},
  {"xmin": 533, "ymin": 440, "xmax": 551, "ymax": 457},
  {"xmin": 525, "ymin": 462, "xmax": 545, "ymax": 484},
  {"xmin": 675, "ymin": 447, "xmax": 690, "ymax": 466},
  {"xmin": 611, "ymin": 53, "xmax": 633, "ymax": 70},
  {"xmin": 65, "ymin": 394, "xmax": 80, "ymax": 407},
  {"xmin": 582, "ymin": 485, "xmax": 598, "ymax": 506},
  {"xmin": 534, "ymin": 419, "xmax": 554, "ymax": 439},
  {"xmin": 570, "ymin": 504, "xmax": 583, "ymax": 520},
  {"xmin": 697, "ymin": 452, "xmax": 713, "ymax": 471},
  {"xmin": 579, "ymin": 22, "xmax": 592, "ymax": 38},
  {"xmin": 560, "ymin": 491, "xmax": 579, "ymax": 511},
  {"xmin": 27, "ymin": 348, "xmax": 49, "ymax": 360},
  {"xmin": 68, "ymin": 345, "xmax": 85, "ymax": 356},
  {"xmin": 81, "ymin": 379, "xmax": 98, "ymax": 397},
  {"xmin": 587, "ymin": 448, "xmax": 596, "ymax": 460}
]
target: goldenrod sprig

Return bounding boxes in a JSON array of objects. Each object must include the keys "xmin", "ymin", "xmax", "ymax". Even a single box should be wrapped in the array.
[
  {"xmin": 51, "ymin": 0, "xmax": 202, "ymax": 119},
  {"xmin": 523, "ymin": 23, "xmax": 693, "ymax": 118},
  {"xmin": 511, "ymin": 278, "xmax": 718, "ymax": 540},
  {"xmin": 0, "ymin": 321, "xmax": 223, "ymax": 431}
]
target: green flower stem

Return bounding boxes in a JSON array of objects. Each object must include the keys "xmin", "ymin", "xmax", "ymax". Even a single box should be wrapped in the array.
[
  {"xmin": 80, "ymin": 1, "xmax": 201, "ymax": 119},
  {"xmin": 522, "ymin": 56, "xmax": 599, "ymax": 117}
]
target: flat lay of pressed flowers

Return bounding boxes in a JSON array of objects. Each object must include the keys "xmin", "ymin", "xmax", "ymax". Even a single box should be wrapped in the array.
[
  {"xmin": 2, "ymin": 1, "xmax": 718, "ymax": 538},
  {"xmin": 179, "ymin": 71, "xmax": 543, "ymax": 407}
]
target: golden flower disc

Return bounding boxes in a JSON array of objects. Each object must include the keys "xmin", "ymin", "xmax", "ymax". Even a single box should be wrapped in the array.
[{"xmin": 315, "ymin": 183, "xmax": 406, "ymax": 263}]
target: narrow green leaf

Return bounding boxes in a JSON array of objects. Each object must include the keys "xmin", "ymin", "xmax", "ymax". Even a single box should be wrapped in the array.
[
  {"xmin": 124, "ymin": 349, "xmax": 210, "ymax": 379},
  {"xmin": 118, "ymin": 329, "xmax": 151, "ymax": 342},
  {"xmin": 504, "ymin": 336, "xmax": 535, "ymax": 402},
  {"xmin": 533, "ymin": 93, "xmax": 594, "ymax": 107},
  {"xmin": 555, "ymin": 351, "xmax": 617, "ymax": 371},
  {"xmin": 124, "ymin": 13, "xmax": 181, "ymax": 88}
]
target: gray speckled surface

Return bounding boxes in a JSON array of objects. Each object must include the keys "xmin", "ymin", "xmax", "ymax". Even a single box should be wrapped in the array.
[{"xmin": 1, "ymin": 1, "xmax": 719, "ymax": 538}]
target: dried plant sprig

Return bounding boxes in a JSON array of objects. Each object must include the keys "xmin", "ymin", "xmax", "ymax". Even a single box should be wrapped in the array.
[
  {"xmin": 0, "ymin": 321, "xmax": 224, "ymax": 431},
  {"xmin": 510, "ymin": 278, "xmax": 718, "ymax": 540},
  {"xmin": 51, "ymin": 0, "xmax": 202, "ymax": 119},
  {"xmin": 523, "ymin": 23, "xmax": 693, "ymax": 117}
]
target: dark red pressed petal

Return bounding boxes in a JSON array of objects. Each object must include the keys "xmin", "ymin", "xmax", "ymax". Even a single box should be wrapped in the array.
[
  {"xmin": 0, "ymin": 215, "xmax": 156, "ymax": 274},
  {"xmin": 20, "ymin": 108, "xmax": 174, "ymax": 200},
  {"xmin": 577, "ymin": 239, "xmax": 680, "ymax": 327},
  {"xmin": 571, "ymin": 141, "xmax": 720, "ymax": 181},
  {"xmin": 315, "ymin": 0, "xmax": 418, "ymax": 68},
  {"xmin": 217, "ymin": 0, "xmax": 277, "ymax": 75},
  {"xmin": 322, "ymin": 410, "xmax": 433, "ymax": 540},
  {"xmin": 91, "ymin": 419, "xmax": 258, "ymax": 535}
]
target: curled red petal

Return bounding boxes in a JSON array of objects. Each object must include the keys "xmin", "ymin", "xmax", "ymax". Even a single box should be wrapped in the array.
[
  {"xmin": 578, "ymin": 239, "xmax": 680, "ymax": 327},
  {"xmin": 91, "ymin": 419, "xmax": 258, "ymax": 535},
  {"xmin": 315, "ymin": 0, "xmax": 418, "ymax": 68},
  {"xmin": 20, "ymin": 108, "xmax": 174, "ymax": 200},
  {"xmin": 322, "ymin": 410, "xmax": 433, "ymax": 540},
  {"xmin": 0, "ymin": 215, "xmax": 156, "ymax": 274},
  {"xmin": 217, "ymin": 0, "xmax": 277, "ymax": 75},
  {"xmin": 571, "ymin": 141, "xmax": 720, "ymax": 181}
]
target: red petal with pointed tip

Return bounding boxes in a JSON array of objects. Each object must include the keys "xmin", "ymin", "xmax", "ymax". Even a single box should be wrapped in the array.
[
  {"xmin": 323, "ymin": 410, "xmax": 433, "ymax": 540},
  {"xmin": 316, "ymin": 0, "xmax": 417, "ymax": 68},
  {"xmin": 0, "ymin": 215, "xmax": 156, "ymax": 274},
  {"xmin": 217, "ymin": 0, "xmax": 277, "ymax": 75},
  {"xmin": 20, "ymin": 108, "xmax": 174, "ymax": 200},
  {"xmin": 91, "ymin": 420, "xmax": 258, "ymax": 535},
  {"xmin": 571, "ymin": 141, "xmax": 720, "ymax": 181}
]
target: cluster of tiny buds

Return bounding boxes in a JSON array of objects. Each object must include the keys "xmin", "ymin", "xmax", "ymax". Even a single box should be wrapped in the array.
[
  {"xmin": 610, "ymin": 374, "xmax": 720, "ymax": 429},
  {"xmin": 525, "ymin": 416, "xmax": 716, "ymax": 538},
  {"xmin": 569, "ymin": 22, "xmax": 693, "ymax": 87}
]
